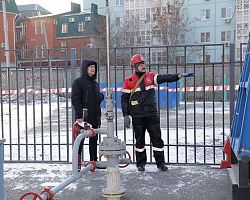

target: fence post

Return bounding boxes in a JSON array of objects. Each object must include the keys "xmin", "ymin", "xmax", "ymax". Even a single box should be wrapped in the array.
[
  {"xmin": 229, "ymin": 43, "xmax": 235, "ymax": 125},
  {"xmin": 0, "ymin": 139, "xmax": 5, "ymax": 200},
  {"xmin": 71, "ymin": 48, "xmax": 77, "ymax": 124}
]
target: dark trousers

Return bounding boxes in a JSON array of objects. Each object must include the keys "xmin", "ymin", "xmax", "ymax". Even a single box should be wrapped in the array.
[
  {"xmin": 78, "ymin": 129, "xmax": 98, "ymax": 161},
  {"xmin": 132, "ymin": 115, "xmax": 165, "ymax": 167}
]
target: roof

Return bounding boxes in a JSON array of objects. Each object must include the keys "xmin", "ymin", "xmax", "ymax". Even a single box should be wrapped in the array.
[
  {"xmin": 0, "ymin": 0, "xmax": 18, "ymax": 14},
  {"xmin": 17, "ymin": 4, "xmax": 51, "ymax": 16}
]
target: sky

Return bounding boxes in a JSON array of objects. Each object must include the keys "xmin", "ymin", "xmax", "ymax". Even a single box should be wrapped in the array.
[{"xmin": 15, "ymin": 0, "xmax": 84, "ymax": 14}]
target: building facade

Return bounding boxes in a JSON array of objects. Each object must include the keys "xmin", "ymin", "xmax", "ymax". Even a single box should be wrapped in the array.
[
  {"xmin": 15, "ymin": 14, "xmax": 58, "ymax": 61},
  {"xmin": 183, "ymin": 0, "xmax": 236, "ymax": 62},
  {"xmin": 236, "ymin": 0, "xmax": 250, "ymax": 60},
  {"xmin": 83, "ymin": 0, "xmax": 125, "ymax": 42},
  {"xmin": 0, "ymin": 0, "xmax": 18, "ymax": 65},
  {"xmin": 83, "ymin": 0, "xmax": 240, "ymax": 64},
  {"xmin": 56, "ymin": 4, "xmax": 106, "ymax": 49},
  {"xmin": 15, "ymin": 3, "xmax": 106, "ymax": 62}
]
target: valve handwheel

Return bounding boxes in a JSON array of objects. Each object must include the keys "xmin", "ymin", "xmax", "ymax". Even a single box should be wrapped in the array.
[
  {"xmin": 119, "ymin": 151, "xmax": 131, "ymax": 168},
  {"xmin": 19, "ymin": 192, "xmax": 43, "ymax": 200}
]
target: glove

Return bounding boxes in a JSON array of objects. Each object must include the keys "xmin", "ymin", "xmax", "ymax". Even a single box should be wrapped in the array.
[
  {"xmin": 124, "ymin": 115, "xmax": 131, "ymax": 128},
  {"xmin": 182, "ymin": 72, "xmax": 194, "ymax": 77}
]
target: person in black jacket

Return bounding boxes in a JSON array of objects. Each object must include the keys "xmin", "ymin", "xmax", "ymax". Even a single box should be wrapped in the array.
[{"xmin": 71, "ymin": 60, "xmax": 104, "ymax": 162}]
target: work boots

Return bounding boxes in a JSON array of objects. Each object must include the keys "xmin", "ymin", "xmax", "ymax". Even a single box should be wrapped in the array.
[
  {"xmin": 137, "ymin": 165, "xmax": 145, "ymax": 172},
  {"xmin": 158, "ymin": 163, "xmax": 168, "ymax": 171}
]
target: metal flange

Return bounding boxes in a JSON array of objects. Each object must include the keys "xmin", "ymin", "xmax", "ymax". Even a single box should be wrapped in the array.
[{"xmin": 99, "ymin": 137, "xmax": 126, "ymax": 156}]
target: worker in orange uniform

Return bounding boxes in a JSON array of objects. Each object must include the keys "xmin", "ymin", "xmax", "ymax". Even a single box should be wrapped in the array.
[{"xmin": 121, "ymin": 54, "xmax": 193, "ymax": 171}]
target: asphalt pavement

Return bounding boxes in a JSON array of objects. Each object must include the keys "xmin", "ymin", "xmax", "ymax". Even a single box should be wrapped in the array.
[{"xmin": 3, "ymin": 163, "xmax": 230, "ymax": 200}]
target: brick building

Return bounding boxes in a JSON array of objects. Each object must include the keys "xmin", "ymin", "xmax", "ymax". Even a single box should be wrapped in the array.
[
  {"xmin": 15, "ymin": 3, "xmax": 106, "ymax": 63},
  {"xmin": 0, "ymin": 0, "xmax": 18, "ymax": 65}
]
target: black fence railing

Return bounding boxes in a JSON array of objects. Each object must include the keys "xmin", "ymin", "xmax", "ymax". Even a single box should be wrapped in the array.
[{"xmin": 0, "ymin": 44, "xmax": 241, "ymax": 164}]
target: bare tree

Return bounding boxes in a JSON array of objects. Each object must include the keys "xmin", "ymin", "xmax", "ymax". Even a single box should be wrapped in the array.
[{"xmin": 108, "ymin": 0, "xmax": 193, "ymax": 65}]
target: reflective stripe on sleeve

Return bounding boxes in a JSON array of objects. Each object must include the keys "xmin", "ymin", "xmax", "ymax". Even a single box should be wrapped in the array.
[
  {"xmin": 122, "ymin": 89, "xmax": 131, "ymax": 93},
  {"xmin": 154, "ymin": 74, "xmax": 158, "ymax": 84},
  {"xmin": 135, "ymin": 147, "xmax": 146, "ymax": 152},
  {"xmin": 145, "ymin": 85, "xmax": 155, "ymax": 90},
  {"xmin": 152, "ymin": 146, "xmax": 164, "ymax": 151},
  {"xmin": 134, "ymin": 88, "xmax": 141, "ymax": 92}
]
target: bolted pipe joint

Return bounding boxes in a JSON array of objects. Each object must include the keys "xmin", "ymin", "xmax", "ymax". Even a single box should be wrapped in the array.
[{"xmin": 99, "ymin": 137, "xmax": 126, "ymax": 157}]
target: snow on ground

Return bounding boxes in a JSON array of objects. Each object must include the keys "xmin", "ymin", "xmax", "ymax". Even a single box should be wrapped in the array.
[
  {"xmin": 0, "ymin": 100, "xmax": 230, "ymax": 164},
  {"xmin": 3, "ymin": 162, "xmax": 229, "ymax": 200},
  {"xmin": 1, "ymin": 100, "xmax": 231, "ymax": 199}
]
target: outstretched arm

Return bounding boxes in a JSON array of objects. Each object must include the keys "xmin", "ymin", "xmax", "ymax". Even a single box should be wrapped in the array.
[
  {"xmin": 156, "ymin": 73, "xmax": 181, "ymax": 84},
  {"xmin": 156, "ymin": 72, "xmax": 194, "ymax": 84}
]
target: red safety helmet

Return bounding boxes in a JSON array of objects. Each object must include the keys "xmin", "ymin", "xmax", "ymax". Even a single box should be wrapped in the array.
[{"xmin": 130, "ymin": 54, "xmax": 145, "ymax": 67}]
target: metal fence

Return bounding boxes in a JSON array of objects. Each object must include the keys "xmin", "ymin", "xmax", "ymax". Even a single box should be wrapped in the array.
[{"xmin": 0, "ymin": 44, "xmax": 242, "ymax": 165}]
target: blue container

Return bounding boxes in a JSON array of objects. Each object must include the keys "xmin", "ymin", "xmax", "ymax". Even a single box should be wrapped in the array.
[
  {"xmin": 100, "ymin": 81, "xmax": 179, "ymax": 110},
  {"xmin": 230, "ymin": 36, "xmax": 250, "ymax": 162}
]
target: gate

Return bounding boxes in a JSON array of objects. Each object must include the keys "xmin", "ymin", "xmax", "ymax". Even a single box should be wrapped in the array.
[{"xmin": 0, "ymin": 44, "xmax": 243, "ymax": 164}]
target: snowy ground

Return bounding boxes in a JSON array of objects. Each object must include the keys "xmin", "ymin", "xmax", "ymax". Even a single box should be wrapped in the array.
[
  {"xmin": 1, "ymin": 100, "xmax": 231, "ymax": 199},
  {"xmin": 0, "ymin": 100, "xmax": 230, "ymax": 164},
  {"xmin": 3, "ymin": 163, "xmax": 229, "ymax": 200}
]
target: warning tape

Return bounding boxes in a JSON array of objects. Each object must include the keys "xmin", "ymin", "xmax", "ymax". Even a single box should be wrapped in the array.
[
  {"xmin": 1, "ymin": 88, "xmax": 71, "ymax": 95},
  {"xmin": 1, "ymin": 85, "xmax": 240, "ymax": 95}
]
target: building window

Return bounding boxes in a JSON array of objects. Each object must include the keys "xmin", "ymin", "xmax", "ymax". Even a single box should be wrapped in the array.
[
  {"xmin": 146, "ymin": 8, "xmax": 150, "ymax": 22},
  {"xmin": 244, "ymin": 3, "xmax": 249, "ymax": 9},
  {"xmin": 201, "ymin": 32, "xmax": 210, "ymax": 43},
  {"xmin": 135, "ymin": 0, "xmax": 139, "ymax": 7},
  {"xmin": 21, "ymin": 45, "xmax": 28, "ymax": 59},
  {"xmin": 157, "ymin": 52, "xmax": 162, "ymax": 63},
  {"xmin": 135, "ymin": 9, "xmax": 140, "ymax": 21},
  {"xmin": 78, "ymin": 22, "xmax": 84, "ymax": 32},
  {"xmin": 21, "ymin": 23, "xmax": 27, "ymax": 36},
  {"xmin": 35, "ymin": 46, "xmax": 39, "ymax": 59},
  {"xmin": 16, "ymin": 31, "xmax": 21, "ymax": 41},
  {"xmin": 62, "ymin": 23, "xmax": 68, "ymax": 33},
  {"xmin": 180, "ymin": 34, "xmax": 185, "ymax": 43},
  {"xmin": 152, "ymin": 8, "xmax": 156, "ymax": 21},
  {"xmin": 221, "ymin": 54, "xmax": 230, "ymax": 62},
  {"xmin": 176, "ymin": 56, "xmax": 185, "ymax": 64},
  {"xmin": 162, "ymin": 6, "xmax": 167, "ymax": 15},
  {"xmin": 125, "ymin": 10, "xmax": 129, "ymax": 21},
  {"xmin": 205, "ymin": 55, "xmax": 210, "ymax": 63},
  {"xmin": 115, "ymin": 17, "xmax": 121, "ymax": 26},
  {"xmin": 200, "ymin": 54, "xmax": 210, "ymax": 63},
  {"xmin": 85, "ymin": 16, "xmax": 91, "ymax": 21},
  {"xmin": 140, "ymin": 9, "xmax": 145, "ymax": 20},
  {"xmin": 221, "ymin": 31, "xmax": 231, "ymax": 42},
  {"xmin": 116, "ymin": 0, "xmax": 124, "ymax": 6},
  {"xmin": 41, "ymin": 45, "xmax": 46, "ymax": 58},
  {"xmin": 136, "ymin": 35, "xmax": 141, "ymax": 45},
  {"xmin": 130, "ymin": 36, "xmax": 134, "ymax": 45},
  {"xmin": 35, "ymin": 21, "xmax": 39, "ymax": 34},
  {"xmin": 221, "ymin": 7, "xmax": 232, "ymax": 19},
  {"xmin": 61, "ymin": 41, "xmax": 67, "ymax": 47},
  {"xmin": 41, "ymin": 21, "xmax": 45, "ymax": 34},
  {"xmin": 201, "ymin": 9, "xmax": 210, "ymax": 20},
  {"xmin": 60, "ymin": 41, "xmax": 67, "ymax": 52},
  {"xmin": 152, "ymin": 51, "xmax": 156, "ymax": 63}
]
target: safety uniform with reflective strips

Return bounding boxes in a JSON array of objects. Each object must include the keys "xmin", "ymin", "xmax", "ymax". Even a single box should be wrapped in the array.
[{"xmin": 121, "ymin": 71, "xmax": 180, "ymax": 167}]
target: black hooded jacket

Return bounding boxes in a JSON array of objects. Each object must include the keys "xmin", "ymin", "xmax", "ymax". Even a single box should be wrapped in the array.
[{"xmin": 71, "ymin": 60, "xmax": 104, "ymax": 127}]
